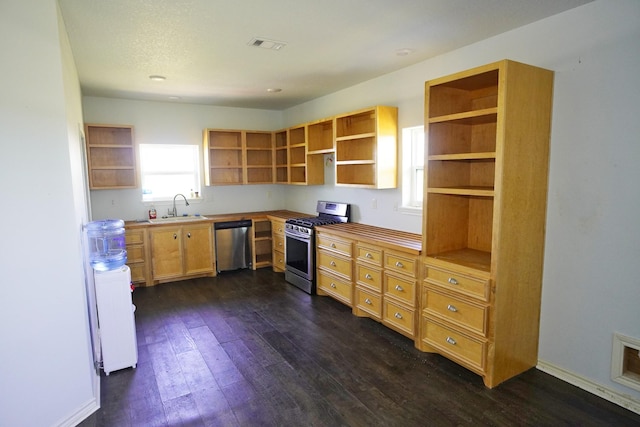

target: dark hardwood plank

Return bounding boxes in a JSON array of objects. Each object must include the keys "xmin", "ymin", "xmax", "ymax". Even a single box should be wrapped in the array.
[{"xmin": 80, "ymin": 269, "xmax": 640, "ymax": 427}]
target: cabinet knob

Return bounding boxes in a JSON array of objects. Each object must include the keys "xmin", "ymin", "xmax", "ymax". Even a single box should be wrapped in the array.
[
  {"xmin": 331, "ymin": 243, "xmax": 336, "ymax": 248},
  {"xmin": 364, "ymin": 298, "xmax": 372, "ymax": 305},
  {"xmin": 187, "ymin": 232, "xmax": 191, "ymax": 238},
  {"xmin": 447, "ymin": 304, "xmax": 458, "ymax": 312},
  {"xmin": 330, "ymin": 283, "xmax": 337, "ymax": 288},
  {"xmin": 447, "ymin": 277, "xmax": 458, "ymax": 285},
  {"xmin": 394, "ymin": 312, "xmax": 403, "ymax": 319},
  {"xmin": 278, "ymin": 242, "xmax": 283, "ymax": 247},
  {"xmin": 395, "ymin": 261, "xmax": 404, "ymax": 268},
  {"xmin": 366, "ymin": 252, "xmax": 372, "ymax": 258},
  {"xmin": 446, "ymin": 336, "xmax": 457, "ymax": 346},
  {"xmin": 173, "ymin": 233, "xmax": 177, "ymax": 239},
  {"xmin": 365, "ymin": 273, "xmax": 372, "ymax": 280},
  {"xmin": 330, "ymin": 261, "xmax": 336, "ymax": 267},
  {"xmin": 394, "ymin": 284, "xmax": 404, "ymax": 292}
]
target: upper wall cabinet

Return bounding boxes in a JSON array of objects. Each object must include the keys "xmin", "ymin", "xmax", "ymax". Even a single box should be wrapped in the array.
[
  {"xmin": 334, "ymin": 106, "xmax": 398, "ymax": 189},
  {"xmin": 85, "ymin": 124, "xmax": 138, "ymax": 189},
  {"xmin": 203, "ymin": 129, "xmax": 275, "ymax": 185}
]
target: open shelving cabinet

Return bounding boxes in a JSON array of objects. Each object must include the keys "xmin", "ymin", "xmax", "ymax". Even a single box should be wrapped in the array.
[
  {"xmin": 85, "ymin": 124, "xmax": 137, "ymax": 189},
  {"xmin": 419, "ymin": 60, "xmax": 554, "ymax": 388}
]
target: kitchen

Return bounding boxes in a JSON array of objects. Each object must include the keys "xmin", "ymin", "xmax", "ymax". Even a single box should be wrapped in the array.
[{"xmin": 2, "ymin": 1, "xmax": 640, "ymax": 426}]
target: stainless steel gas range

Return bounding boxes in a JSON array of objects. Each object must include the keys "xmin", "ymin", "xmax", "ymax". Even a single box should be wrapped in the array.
[{"xmin": 284, "ymin": 201, "xmax": 350, "ymax": 294}]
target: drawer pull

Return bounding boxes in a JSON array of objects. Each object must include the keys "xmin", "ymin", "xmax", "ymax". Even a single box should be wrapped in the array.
[
  {"xmin": 366, "ymin": 252, "xmax": 373, "ymax": 258},
  {"xmin": 394, "ymin": 284, "xmax": 404, "ymax": 292},
  {"xmin": 394, "ymin": 312, "xmax": 403, "ymax": 319},
  {"xmin": 448, "ymin": 277, "xmax": 458, "ymax": 285},
  {"xmin": 187, "ymin": 232, "xmax": 191, "ymax": 238},
  {"xmin": 395, "ymin": 261, "xmax": 404, "ymax": 268},
  {"xmin": 365, "ymin": 273, "xmax": 373, "ymax": 280},
  {"xmin": 364, "ymin": 298, "xmax": 372, "ymax": 305},
  {"xmin": 447, "ymin": 304, "xmax": 457, "ymax": 312},
  {"xmin": 331, "ymin": 243, "xmax": 336, "ymax": 248},
  {"xmin": 330, "ymin": 283, "xmax": 337, "ymax": 288},
  {"xmin": 330, "ymin": 261, "xmax": 336, "ymax": 267},
  {"xmin": 173, "ymin": 233, "xmax": 177, "ymax": 239},
  {"xmin": 446, "ymin": 336, "xmax": 457, "ymax": 346},
  {"xmin": 278, "ymin": 242, "xmax": 283, "ymax": 247}
]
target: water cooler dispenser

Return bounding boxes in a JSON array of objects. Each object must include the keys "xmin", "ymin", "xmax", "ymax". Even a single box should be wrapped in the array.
[{"xmin": 86, "ymin": 219, "xmax": 138, "ymax": 375}]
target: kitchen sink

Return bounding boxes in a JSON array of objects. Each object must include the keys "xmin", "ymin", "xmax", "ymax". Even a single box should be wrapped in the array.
[{"xmin": 149, "ymin": 215, "xmax": 208, "ymax": 224}]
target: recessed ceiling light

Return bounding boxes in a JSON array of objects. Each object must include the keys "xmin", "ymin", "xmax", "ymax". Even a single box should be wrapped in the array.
[
  {"xmin": 248, "ymin": 37, "xmax": 287, "ymax": 51},
  {"xmin": 395, "ymin": 48, "xmax": 414, "ymax": 56},
  {"xmin": 149, "ymin": 75, "xmax": 166, "ymax": 81},
  {"xmin": 267, "ymin": 88, "xmax": 282, "ymax": 93},
  {"xmin": 168, "ymin": 96, "xmax": 181, "ymax": 100}
]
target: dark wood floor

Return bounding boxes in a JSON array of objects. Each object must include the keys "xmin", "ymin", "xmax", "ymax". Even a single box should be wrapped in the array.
[{"xmin": 80, "ymin": 269, "xmax": 640, "ymax": 426}]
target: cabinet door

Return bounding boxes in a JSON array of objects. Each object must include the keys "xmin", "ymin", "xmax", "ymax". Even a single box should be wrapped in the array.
[
  {"xmin": 183, "ymin": 224, "xmax": 214, "ymax": 275},
  {"xmin": 150, "ymin": 227, "xmax": 183, "ymax": 281}
]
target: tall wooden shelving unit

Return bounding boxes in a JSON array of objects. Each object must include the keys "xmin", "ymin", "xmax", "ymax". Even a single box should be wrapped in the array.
[
  {"xmin": 274, "ymin": 130, "xmax": 288, "ymax": 184},
  {"xmin": 418, "ymin": 60, "xmax": 554, "ymax": 388}
]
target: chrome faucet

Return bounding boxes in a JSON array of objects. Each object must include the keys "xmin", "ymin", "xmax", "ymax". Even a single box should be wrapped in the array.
[{"xmin": 171, "ymin": 193, "xmax": 190, "ymax": 217}]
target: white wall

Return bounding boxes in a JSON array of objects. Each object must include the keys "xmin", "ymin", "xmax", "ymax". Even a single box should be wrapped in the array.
[
  {"xmin": 83, "ymin": 97, "xmax": 288, "ymax": 220},
  {"xmin": 0, "ymin": 1, "xmax": 96, "ymax": 426},
  {"xmin": 83, "ymin": 0, "xmax": 640, "ymax": 411}
]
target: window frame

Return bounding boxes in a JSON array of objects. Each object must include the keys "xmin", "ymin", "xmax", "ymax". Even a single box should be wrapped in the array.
[{"xmin": 401, "ymin": 125, "xmax": 425, "ymax": 211}]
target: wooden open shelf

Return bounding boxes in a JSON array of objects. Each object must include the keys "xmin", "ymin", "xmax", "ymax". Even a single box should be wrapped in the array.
[{"xmin": 85, "ymin": 124, "xmax": 137, "ymax": 189}]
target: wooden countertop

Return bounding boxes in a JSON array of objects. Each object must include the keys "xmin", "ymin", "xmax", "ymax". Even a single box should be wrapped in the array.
[
  {"xmin": 124, "ymin": 210, "xmax": 310, "ymax": 228},
  {"xmin": 315, "ymin": 222, "xmax": 422, "ymax": 255}
]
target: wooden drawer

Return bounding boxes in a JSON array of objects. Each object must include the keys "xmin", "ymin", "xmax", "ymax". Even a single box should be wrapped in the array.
[
  {"xmin": 317, "ymin": 233, "xmax": 352, "ymax": 257},
  {"xmin": 383, "ymin": 299, "xmax": 415, "ymax": 338},
  {"xmin": 356, "ymin": 244, "xmax": 382, "ymax": 266},
  {"xmin": 125, "ymin": 229, "xmax": 145, "ymax": 244},
  {"xmin": 356, "ymin": 263, "xmax": 382, "ymax": 292},
  {"xmin": 421, "ymin": 318, "xmax": 486, "ymax": 373},
  {"xmin": 272, "ymin": 234, "xmax": 285, "ymax": 252},
  {"xmin": 126, "ymin": 245, "xmax": 145, "ymax": 263},
  {"xmin": 384, "ymin": 251, "xmax": 417, "ymax": 278},
  {"xmin": 317, "ymin": 270, "xmax": 352, "ymax": 306},
  {"xmin": 384, "ymin": 273, "xmax": 416, "ymax": 307},
  {"xmin": 424, "ymin": 264, "xmax": 489, "ymax": 302},
  {"xmin": 354, "ymin": 286, "xmax": 381, "ymax": 319},
  {"xmin": 270, "ymin": 220, "xmax": 285, "ymax": 236},
  {"xmin": 422, "ymin": 288, "xmax": 488, "ymax": 336},
  {"xmin": 272, "ymin": 249, "xmax": 285, "ymax": 271},
  {"xmin": 317, "ymin": 250, "xmax": 352, "ymax": 280},
  {"xmin": 129, "ymin": 263, "xmax": 146, "ymax": 283}
]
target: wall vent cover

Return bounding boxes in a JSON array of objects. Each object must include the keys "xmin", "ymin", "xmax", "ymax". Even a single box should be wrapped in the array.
[{"xmin": 248, "ymin": 38, "xmax": 286, "ymax": 51}]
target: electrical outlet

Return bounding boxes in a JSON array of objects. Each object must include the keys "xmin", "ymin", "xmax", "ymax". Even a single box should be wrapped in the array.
[
  {"xmin": 372, "ymin": 198, "xmax": 377, "ymax": 209},
  {"xmin": 111, "ymin": 199, "xmax": 116, "ymax": 206},
  {"xmin": 267, "ymin": 191, "xmax": 272, "ymax": 199}
]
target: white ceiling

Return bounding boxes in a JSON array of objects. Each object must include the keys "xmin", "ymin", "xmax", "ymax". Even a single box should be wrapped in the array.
[{"xmin": 58, "ymin": 0, "xmax": 592, "ymax": 110}]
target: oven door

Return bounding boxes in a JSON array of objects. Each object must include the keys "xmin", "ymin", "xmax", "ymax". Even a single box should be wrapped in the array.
[{"xmin": 285, "ymin": 232, "xmax": 313, "ymax": 280}]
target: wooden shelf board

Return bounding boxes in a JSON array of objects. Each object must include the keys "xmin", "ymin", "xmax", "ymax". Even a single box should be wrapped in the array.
[
  {"xmin": 427, "ymin": 248, "xmax": 491, "ymax": 272},
  {"xmin": 429, "ymin": 108, "xmax": 498, "ymax": 124},
  {"xmin": 336, "ymin": 160, "xmax": 375, "ymax": 165},
  {"xmin": 335, "ymin": 132, "xmax": 376, "ymax": 142},
  {"xmin": 427, "ymin": 186, "xmax": 494, "ymax": 197},
  {"xmin": 429, "ymin": 152, "xmax": 496, "ymax": 161}
]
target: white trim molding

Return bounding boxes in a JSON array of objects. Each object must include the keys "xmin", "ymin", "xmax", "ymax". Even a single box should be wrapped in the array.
[{"xmin": 537, "ymin": 360, "xmax": 640, "ymax": 415}]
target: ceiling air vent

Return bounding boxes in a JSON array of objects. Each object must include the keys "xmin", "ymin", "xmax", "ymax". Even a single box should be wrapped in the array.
[{"xmin": 248, "ymin": 37, "xmax": 286, "ymax": 51}]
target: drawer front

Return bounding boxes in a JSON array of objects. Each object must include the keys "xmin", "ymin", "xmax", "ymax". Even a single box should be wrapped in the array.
[
  {"xmin": 384, "ymin": 273, "xmax": 416, "ymax": 307},
  {"xmin": 422, "ymin": 319, "xmax": 486, "ymax": 373},
  {"xmin": 129, "ymin": 263, "xmax": 146, "ymax": 283},
  {"xmin": 384, "ymin": 252, "xmax": 417, "ymax": 278},
  {"xmin": 272, "ymin": 249, "xmax": 285, "ymax": 271},
  {"xmin": 316, "ymin": 234, "xmax": 352, "ymax": 257},
  {"xmin": 271, "ymin": 220, "xmax": 285, "ymax": 236},
  {"xmin": 383, "ymin": 299, "xmax": 415, "ymax": 337},
  {"xmin": 317, "ymin": 271, "xmax": 352, "ymax": 305},
  {"xmin": 355, "ymin": 286, "xmax": 382, "ymax": 319},
  {"xmin": 356, "ymin": 264, "xmax": 382, "ymax": 292},
  {"xmin": 318, "ymin": 250, "xmax": 352, "ymax": 280},
  {"xmin": 423, "ymin": 289, "xmax": 488, "ymax": 336},
  {"xmin": 127, "ymin": 245, "xmax": 145, "ymax": 263},
  {"xmin": 356, "ymin": 245, "xmax": 383, "ymax": 266},
  {"xmin": 424, "ymin": 265, "xmax": 489, "ymax": 302},
  {"xmin": 272, "ymin": 234, "xmax": 285, "ymax": 252},
  {"xmin": 125, "ymin": 229, "xmax": 145, "ymax": 245}
]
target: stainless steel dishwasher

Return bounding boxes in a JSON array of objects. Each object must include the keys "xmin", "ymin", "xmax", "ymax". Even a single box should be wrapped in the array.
[{"xmin": 214, "ymin": 220, "xmax": 252, "ymax": 273}]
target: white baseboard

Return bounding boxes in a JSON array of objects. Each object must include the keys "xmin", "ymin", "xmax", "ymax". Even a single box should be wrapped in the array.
[
  {"xmin": 537, "ymin": 360, "xmax": 640, "ymax": 415},
  {"xmin": 54, "ymin": 397, "xmax": 99, "ymax": 427}
]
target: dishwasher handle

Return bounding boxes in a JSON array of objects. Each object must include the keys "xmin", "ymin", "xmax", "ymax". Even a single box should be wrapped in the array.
[{"xmin": 214, "ymin": 219, "xmax": 253, "ymax": 230}]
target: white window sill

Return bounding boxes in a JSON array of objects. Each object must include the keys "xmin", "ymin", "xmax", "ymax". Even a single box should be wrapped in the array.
[{"xmin": 398, "ymin": 205, "xmax": 422, "ymax": 215}]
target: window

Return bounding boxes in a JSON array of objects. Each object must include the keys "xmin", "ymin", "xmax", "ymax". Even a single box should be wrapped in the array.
[
  {"xmin": 140, "ymin": 144, "xmax": 201, "ymax": 202},
  {"xmin": 401, "ymin": 126, "xmax": 425, "ymax": 209}
]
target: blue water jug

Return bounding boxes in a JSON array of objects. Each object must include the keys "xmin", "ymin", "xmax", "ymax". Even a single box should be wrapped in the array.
[{"xmin": 85, "ymin": 219, "xmax": 127, "ymax": 271}]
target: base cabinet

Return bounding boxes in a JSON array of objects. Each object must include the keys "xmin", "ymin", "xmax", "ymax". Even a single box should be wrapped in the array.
[
  {"xmin": 149, "ymin": 223, "xmax": 214, "ymax": 282},
  {"xmin": 124, "ymin": 227, "xmax": 148, "ymax": 285},
  {"xmin": 270, "ymin": 218, "xmax": 286, "ymax": 272}
]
